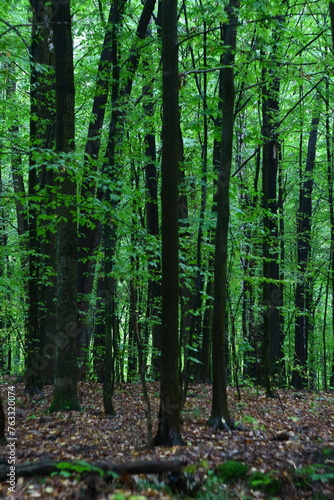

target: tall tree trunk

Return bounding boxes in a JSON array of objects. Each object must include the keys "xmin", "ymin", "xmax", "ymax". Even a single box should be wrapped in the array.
[
  {"xmin": 261, "ymin": 63, "xmax": 282, "ymax": 396},
  {"xmin": 199, "ymin": 49, "xmax": 224, "ymax": 385},
  {"xmin": 291, "ymin": 104, "xmax": 320, "ymax": 389},
  {"xmin": 207, "ymin": 0, "xmax": 240, "ymax": 431},
  {"xmin": 49, "ymin": 0, "xmax": 80, "ymax": 412},
  {"xmin": 154, "ymin": 0, "xmax": 183, "ymax": 447},
  {"xmin": 101, "ymin": 0, "xmax": 125, "ymax": 416},
  {"xmin": 26, "ymin": 0, "xmax": 56, "ymax": 394},
  {"xmin": 144, "ymin": 97, "xmax": 162, "ymax": 379}
]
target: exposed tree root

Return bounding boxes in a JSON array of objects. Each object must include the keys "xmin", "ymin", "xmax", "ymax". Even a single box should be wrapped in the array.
[{"xmin": 206, "ymin": 416, "xmax": 248, "ymax": 432}]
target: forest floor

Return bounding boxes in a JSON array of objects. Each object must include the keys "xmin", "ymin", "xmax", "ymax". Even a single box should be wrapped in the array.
[{"xmin": 0, "ymin": 379, "xmax": 334, "ymax": 499}]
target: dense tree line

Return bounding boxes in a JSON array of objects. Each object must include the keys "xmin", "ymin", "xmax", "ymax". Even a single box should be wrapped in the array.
[{"xmin": 1, "ymin": 0, "xmax": 334, "ymax": 444}]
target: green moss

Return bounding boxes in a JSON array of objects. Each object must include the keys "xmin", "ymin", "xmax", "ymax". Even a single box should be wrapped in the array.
[
  {"xmin": 216, "ymin": 460, "xmax": 249, "ymax": 483},
  {"xmin": 248, "ymin": 471, "xmax": 281, "ymax": 495}
]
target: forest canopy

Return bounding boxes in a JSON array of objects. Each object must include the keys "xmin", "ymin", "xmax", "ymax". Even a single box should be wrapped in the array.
[{"xmin": 0, "ymin": 0, "xmax": 334, "ymax": 418}]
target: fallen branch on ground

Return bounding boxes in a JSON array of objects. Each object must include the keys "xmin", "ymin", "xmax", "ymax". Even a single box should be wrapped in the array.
[{"xmin": 0, "ymin": 458, "xmax": 187, "ymax": 481}]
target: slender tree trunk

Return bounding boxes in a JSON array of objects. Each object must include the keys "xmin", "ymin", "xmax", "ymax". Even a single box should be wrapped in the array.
[
  {"xmin": 207, "ymin": 0, "xmax": 240, "ymax": 430},
  {"xmin": 101, "ymin": 0, "xmax": 126, "ymax": 415},
  {"xmin": 144, "ymin": 98, "xmax": 162, "ymax": 379},
  {"xmin": 261, "ymin": 63, "xmax": 282, "ymax": 396},
  {"xmin": 291, "ymin": 105, "xmax": 320, "ymax": 389},
  {"xmin": 49, "ymin": 0, "xmax": 80, "ymax": 412},
  {"xmin": 199, "ymin": 54, "xmax": 223, "ymax": 386},
  {"xmin": 154, "ymin": 0, "xmax": 183, "ymax": 447}
]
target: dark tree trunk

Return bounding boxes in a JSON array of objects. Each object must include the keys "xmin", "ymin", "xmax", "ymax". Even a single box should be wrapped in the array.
[
  {"xmin": 207, "ymin": 0, "xmax": 240, "ymax": 431},
  {"xmin": 144, "ymin": 106, "xmax": 162, "ymax": 379},
  {"xmin": 25, "ymin": 0, "xmax": 56, "ymax": 394},
  {"xmin": 144, "ymin": 5, "xmax": 162, "ymax": 380},
  {"xmin": 49, "ymin": 0, "xmax": 80, "ymax": 412},
  {"xmin": 261, "ymin": 63, "xmax": 283, "ymax": 396},
  {"xmin": 154, "ymin": 0, "xmax": 183, "ymax": 447},
  {"xmin": 101, "ymin": 0, "xmax": 125, "ymax": 416},
  {"xmin": 291, "ymin": 107, "xmax": 320, "ymax": 389},
  {"xmin": 198, "ymin": 35, "xmax": 226, "ymax": 386}
]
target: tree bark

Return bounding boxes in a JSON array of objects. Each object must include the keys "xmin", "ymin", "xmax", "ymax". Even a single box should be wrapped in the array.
[
  {"xmin": 25, "ymin": 0, "xmax": 56, "ymax": 394},
  {"xmin": 144, "ymin": 99, "xmax": 162, "ymax": 379},
  {"xmin": 154, "ymin": 0, "xmax": 183, "ymax": 446},
  {"xmin": 291, "ymin": 106, "xmax": 320, "ymax": 389},
  {"xmin": 49, "ymin": 0, "xmax": 80, "ymax": 412},
  {"xmin": 207, "ymin": 0, "xmax": 240, "ymax": 431},
  {"xmin": 261, "ymin": 63, "xmax": 283, "ymax": 396}
]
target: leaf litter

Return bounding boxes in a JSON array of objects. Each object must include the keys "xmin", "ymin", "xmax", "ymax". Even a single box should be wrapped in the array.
[{"xmin": 1, "ymin": 379, "xmax": 334, "ymax": 499}]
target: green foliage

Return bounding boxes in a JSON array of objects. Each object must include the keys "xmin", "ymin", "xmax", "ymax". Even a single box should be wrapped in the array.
[
  {"xmin": 109, "ymin": 495, "xmax": 147, "ymax": 500},
  {"xmin": 1, "ymin": 0, "xmax": 334, "ymax": 393},
  {"xmin": 294, "ymin": 463, "xmax": 334, "ymax": 489},
  {"xmin": 52, "ymin": 460, "xmax": 118, "ymax": 479},
  {"xmin": 247, "ymin": 470, "xmax": 281, "ymax": 495},
  {"xmin": 239, "ymin": 415, "xmax": 267, "ymax": 431},
  {"xmin": 196, "ymin": 470, "xmax": 228, "ymax": 500},
  {"xmin": 216, "ymin": 460, "xmax": 249, "ymax": 483}
]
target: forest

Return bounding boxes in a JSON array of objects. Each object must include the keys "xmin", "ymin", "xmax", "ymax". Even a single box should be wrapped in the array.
[{"xmin": 1, "ymin": 0, "xmax": 334, "ymax": 498}]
